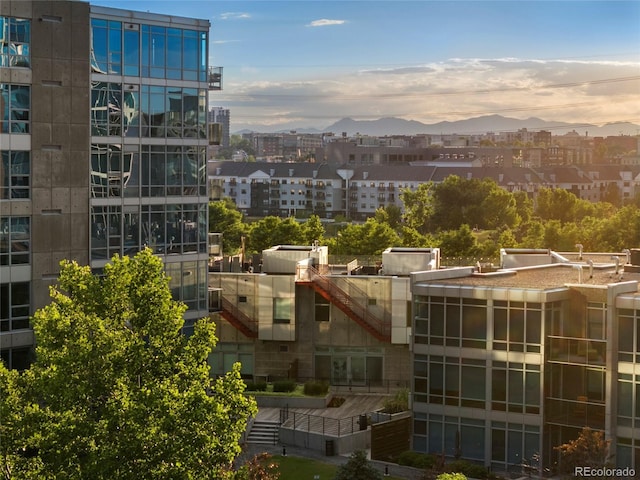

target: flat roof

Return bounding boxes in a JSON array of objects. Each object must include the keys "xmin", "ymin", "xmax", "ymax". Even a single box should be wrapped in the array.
[{"xmin": 415, "ymin": 263, "xmax": 640, "ymax": 291}]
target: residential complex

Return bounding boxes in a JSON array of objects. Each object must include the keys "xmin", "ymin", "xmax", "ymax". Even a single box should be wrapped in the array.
[
  {"xmin": 1, "ymin": 0, "xmax": 217, "ymax": 366},
  {"xmin": 411, "ymin": 249, "xmax": 640, "ymax": 473},
  {"xmin": 209, "ymin": 244, "xmax": 640, "ymax": 473},
  {"xmin": 209, "ymin": 160, "xmax": 640, "ymax": 220}
]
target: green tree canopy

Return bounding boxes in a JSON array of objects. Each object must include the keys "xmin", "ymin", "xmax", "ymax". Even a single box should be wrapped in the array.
[
  {"xmin": 209, "ymin": 198, "xmax": 248, "ymax": 255},
  {"xmin": 430, "ymin": 176, "xmax": 519, "ymax": 231},
  {"xmin": 400, "ymin": 182, "xmax": 434, "ymax": 234},
  {"xmin": 247, "ymin": 216, "xmax": 305, "ymax": 253},
  {"xmin": 1, "ymin": 250, "xmax": 257, "ymax": 479},
  {"xmin": 301, "ymin": 215, "xmax": 325, "ymax": 245},
  {"xmin": 330, "ymin": 218, "xmax": 401, "ymax": 255}
]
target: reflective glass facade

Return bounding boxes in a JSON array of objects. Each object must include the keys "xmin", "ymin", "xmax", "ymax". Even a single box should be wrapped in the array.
[
  {"xmin": 89, "ymin": 8, "xmax": 210, "ymax": 321},
  {"xmin": 0, "ymin": 150, "xmax": 30, "ymax": 199},
  {"xmin": 1, "ymin": 83, "xmax": 30, "ymax": 133},
  {"xmin": 0, "ymin": 17, "xmax": 30, "ymax": 67},
  {"xmin": 90, "ymin": 19, "xmax": 207, "ymax": 81}
]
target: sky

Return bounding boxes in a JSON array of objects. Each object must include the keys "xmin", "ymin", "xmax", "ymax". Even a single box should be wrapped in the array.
[{"xmin": 90, "ymin": 0, "xmax": 640, "ymax": 132}]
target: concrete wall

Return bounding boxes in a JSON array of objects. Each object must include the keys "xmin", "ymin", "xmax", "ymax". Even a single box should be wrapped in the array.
[{"xmin": 1, "ymin": 0, "xmax": 90, "ymax": 353}]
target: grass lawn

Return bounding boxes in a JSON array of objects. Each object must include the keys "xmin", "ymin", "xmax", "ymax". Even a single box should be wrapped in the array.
[{"xmin": 272, "ymin": 455, "xmax": 406, "ymax": 480}]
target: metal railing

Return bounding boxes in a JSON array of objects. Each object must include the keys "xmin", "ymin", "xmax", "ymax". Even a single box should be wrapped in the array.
[
  {"xmin": 280, "ymin": 410, "xmax": 368, "ymax": 437},
  {"xmin": 300, "ymin": 265, "xmax": 391, "ymax": 341}
]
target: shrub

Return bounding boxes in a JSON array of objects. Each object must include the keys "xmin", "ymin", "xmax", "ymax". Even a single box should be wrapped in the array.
[
  {"xmin": 437, "ymin": 474, "xmax": 467, "ymax": 480},
  {"xmin": 303, "ymin": 380, "xmax": 329, "ymax": 396},
  {"xmin": 382, "ymin": 388, "xmax": 409, "ymax": 413},
  {"xmin": 245, "ymin": 381, "xmax": 267, "ymax": 392},
  {"xmin": 272, "ymin": 380, "xmax": 296, "ymax": 393},
  {"xmin": 446, "ymin": 460, "xmax": 489, "ymax": 479},
  {"xmin": 396, "ymin": 451, "xmax": 437, "ymax": 469}
]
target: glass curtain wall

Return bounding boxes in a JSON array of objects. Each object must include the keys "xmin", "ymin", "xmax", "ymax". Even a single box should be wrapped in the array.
[{"xmin": 90, "ymin": 12, "xmax": 208, "ymax": 315}]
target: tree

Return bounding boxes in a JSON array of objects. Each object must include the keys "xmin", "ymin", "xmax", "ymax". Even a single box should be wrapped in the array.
[
  {"xmin": 233, "ymin": 453, "xmax": 280, "ymax": 480},
  {"xmin": 333, "ymin": 450, "xmax": 383, "ymax": 480},
  {"xmin": 1, "ymin": 249, "xmax": 257, "ymax": 479},
  {"xmin": 247, "ymin": 216, "xmax": 305, "ymax": 253},
  {"xmin": 554, "ymin": 427, "xmax": 611, "ymax": 477},
  {"xmin": 437, "ymin": 224, "xmax": 478, "ymax": 258},
  {"xmin": 330, "ymin": 218, "xmax": 401, "ymax": 255},
  {"xmin": 301, "ymin": 215, "xmax": 325, "ymax": 245},
  {"xmin": 374, "ymin": 204, "xmax": 403, "ymax": 230},
  {"xmin": 210, "ymin": 198, "xmax": 248, "ymax": 254},
  {"xmin": 401, "ymin": 183, "xmax": 435, "ymax": 234}
]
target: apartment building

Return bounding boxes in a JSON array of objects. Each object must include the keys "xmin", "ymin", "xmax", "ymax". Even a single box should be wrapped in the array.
[
  {"xmin": 209, "ymin": 161, "xmax": 640, "ymax": 220},
  {"xmin": 410, "ymin": 249, "xmax": 640, "ymax": 473},
  {"xmin": 1, "ymin": 0, "xmax": 216, "ymax": 367},
  {"xmin": 208, "ymin": 106, "xmax": 231, "ymax": 148},
  {"xmin": 207, "ymin": 246, "xmax": 442, "ymax": 387}
]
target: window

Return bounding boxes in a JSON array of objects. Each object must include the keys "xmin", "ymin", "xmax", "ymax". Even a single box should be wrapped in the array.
[
  {"xmin": 1, "ymin": 84, "xmax": 30, "ymax": 133},
  {"xmin": 0, "ymin": 216, "xmax": 29, "ymax": 265},
  {"xmin": 0, "ymin": 17, "xmax": 30, "ymax": 67},
  {"xmin": 493, "ymin": 301, "xmax": 541, "ymax": 353},
  {"xmin": 273, "ymin": 298, "xmax": 291, "ymax": 324},
  {"xmin": 427, "ymin": 296, "xmax": 486, "ymax": 349},
  {"xmin": 91, "ymin": 203, "xmax": 206, "ymax": 261},
  {"xmin": 315, "ymin": 292, "xmax": 329, "ymax": 322},
  {"xmin": 491, "ymin": 422, "xmax": 539, "ymax": 469},
  {"xmin": 1, "ymin": 150, "xmax": 30, "ymax": 199},
  {"xmin": 427, "ymin": 355, "xmax": 486, "ymax": 408},
  {"xmin": 0, "ymin": 281, "xmax": 30, "ymax": 332},
  {"xmin": 0, "ymin": 346, "xmax": 32, "ymax": 370},
  {"xmin": 492, "ymin": 362, "xmax": 540, "ymax": 414}
]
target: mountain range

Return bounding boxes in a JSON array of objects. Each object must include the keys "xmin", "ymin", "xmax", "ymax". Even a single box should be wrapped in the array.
[{"xmin": 233, "ymin": 115, "xmax": 640, "ymax": 138}]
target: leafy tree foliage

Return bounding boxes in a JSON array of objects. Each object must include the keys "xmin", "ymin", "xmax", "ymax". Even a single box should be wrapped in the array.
[
  {"xmin": 1, "ymin": 250, "xmax": 257, "ymax": 479},
  {"xmin": 233, "ymin": 453, "xmax": 280, "ymax": 480},
  {"xmin": 210, "ymin": 198, "xmax": 248, "ymax": 254},
  {"xmin": 430, "ymin": 176, "xmax": 519, "ymax": 232},
  {"xmin": 401, "ymin": 183, "xmax": 434, "ymax": 234},
  {"xmin": 333, "ymin": 450, "xmax": 382, "ymax": 480},
  {"xmin": 437, "ymin": 474, "xmax": 467, "ymax": 480},
  {"xmin": 535, "ymin": 187, "xmax": 595, "ymax": 224},
  {"xmin": 554, "ymin": 427, "xmax": 611, "ymax": 477},
  {"xmin": 437, "ymin": 224, "xmax": 478, "ymax": 258},
  {"xmin": 330, "ymin": 218, "xmax": 400, "ymax": 255},
  {"xmin": 301, "ymin": 215, "xmax": 325, "ymax": 245},
  {"xmin": 247, "ymin": 216, "xmax": 305, "ymax": 253}
]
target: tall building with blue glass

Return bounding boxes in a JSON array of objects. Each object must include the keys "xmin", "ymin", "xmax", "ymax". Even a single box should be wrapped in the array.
[{"xmin": 1, "ymin": 0, "xmax": 217, "ymax": 367}]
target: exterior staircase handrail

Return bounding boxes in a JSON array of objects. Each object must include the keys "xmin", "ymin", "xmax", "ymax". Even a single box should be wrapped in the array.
[
  {"xmin": 302, "ymin": 265, "xmax": 390, "ymax": 341},
  {"xmin": 220, "ymin": 296, "xmax": 258, "ymax": 338}
]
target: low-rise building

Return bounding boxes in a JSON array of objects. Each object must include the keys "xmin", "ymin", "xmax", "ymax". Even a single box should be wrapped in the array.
[{"xmin": 410, "ymin": 248, "xmax": 640, "ymax": 473}]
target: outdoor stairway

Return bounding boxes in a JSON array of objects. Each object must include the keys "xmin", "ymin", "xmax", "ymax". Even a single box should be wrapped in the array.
[
  {"xmin": 297, "ymin": 266, "xmax": 391, "ymax": 342},
  {"xmin": 246, "ymin": 420, "xmax": 280, "ymax": 445}
]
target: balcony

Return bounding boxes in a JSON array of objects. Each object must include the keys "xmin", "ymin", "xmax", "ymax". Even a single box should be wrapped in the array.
[{"xmin": 208, "ymin": 66, "xmax": 223, "ymax": 90}]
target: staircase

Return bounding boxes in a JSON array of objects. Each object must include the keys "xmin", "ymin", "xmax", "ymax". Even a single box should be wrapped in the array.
[
  {"xmin": 298, "ymin": 266, "xmax": 391, "ymax": 342},
  {"xmin": 220, "ymin": 297, "xmax": 258, "ymax": 338},
  {"xmin": 246, "ymin": 420, "xmax": 280, "ymax": 445}
]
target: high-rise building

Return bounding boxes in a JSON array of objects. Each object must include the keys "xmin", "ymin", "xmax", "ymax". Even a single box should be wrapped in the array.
[
  {"xmin": 1, "ymin": 0, "xmax": 218, "ymax": 367},
  {"xmin": 208, "ymin": 106, "xmax": 230, "ymax": 148}
]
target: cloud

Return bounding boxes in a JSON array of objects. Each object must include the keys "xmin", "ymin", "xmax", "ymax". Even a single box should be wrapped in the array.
[
  {"xmin": 306, "ymin": 19, "xmax": 346, "ymax": 27},
  {"xmin": 219, "ymin": 12, "xmax": 250, "ymax": 20},
  {"xmin": 212, "ymin": 40, "xmax": 240, "ymax": 45},
  {"xmin": 215, "ymin": 57, "xmax": 640, "ymax": 129}
]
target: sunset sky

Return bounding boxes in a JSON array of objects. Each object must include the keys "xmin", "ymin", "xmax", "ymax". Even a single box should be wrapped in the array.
[{"xmin": 91, "ymin": 0, "xmax": 640, "ymax": 131}]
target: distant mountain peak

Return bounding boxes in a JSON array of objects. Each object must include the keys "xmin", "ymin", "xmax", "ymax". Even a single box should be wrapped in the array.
[{"xmin": 233, "ymin": 115, "xmax": 640, "ymax": 137}]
